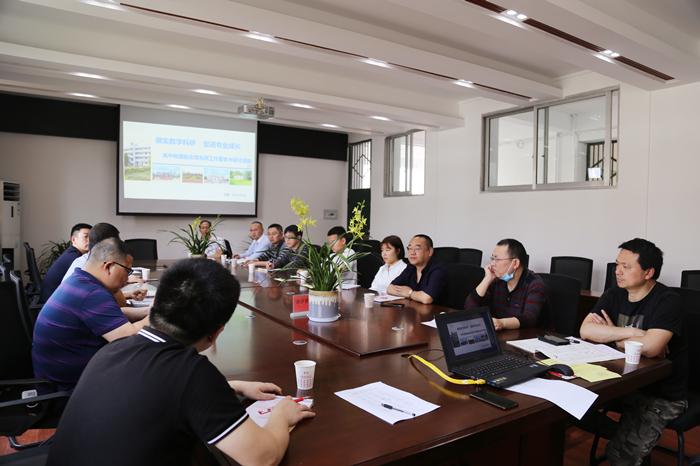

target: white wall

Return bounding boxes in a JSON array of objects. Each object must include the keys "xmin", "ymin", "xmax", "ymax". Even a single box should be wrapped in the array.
[
  {"xmin": 0, "ymin": 132, "xmax": 347, "ymax": 271},
  {"xmin": 363, "ymin": 72, "xmax": 700, "ymax": 290}
]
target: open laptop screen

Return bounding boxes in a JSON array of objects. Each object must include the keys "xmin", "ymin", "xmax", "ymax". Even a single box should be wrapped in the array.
[{"xmin": 436, "ymin": 307, "xmax": 501, "ymax": 366}]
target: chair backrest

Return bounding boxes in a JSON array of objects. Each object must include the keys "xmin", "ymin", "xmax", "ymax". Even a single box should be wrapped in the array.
[
  {"xmin": 23, "ymin": 242, "xmax": 42, "ymax": 291},
  {"xmin": 357, "ymin": 253, "xmax": 383, "ymax": 289},
  {"xmin": 549, "ymin": 256, "xmax": 593, "ymax": 290},
  {"xmin": 359, "ymin": 239, "xmax": 381, "ymax": 255},
  {"xmin": 671, "ymin": 287, "xmax": 700, "ymax": 391},
  {"xmin": 0, "ymin": 262, "xmax": 8, "ymax": 282},
  {"xmin": 538, "ymin": 272, "xmax": 582, "ymax": 336},
  {"xmin": 124, "ymin": 238, "xmax": 158, "ymax": 261},
  {"xmin": 10, "ymin": 269, "xmax": 36, "ymax": 341},
  {"xmin": 681, "ymin": 270, "xmax": 700, "ymax": 290},
  {"xmin": 2, "ymin": 253, "xmax": 12, "ymax": 270},
  {"xmin": 521, "ymin": 253, "xmax": 529, "ymax": 269},
  {"xmin": 0, "ymin": 282, "xmax": 35, "ymax": 380},
  {"xmin": 458, "ymin": 248, "xmax": 483, "ymax": 267},
  {"xmin": 604, "ymin": 262, "xmax": 617, "ymax": 291},
  {"xmin": 433, "ymin": 247, "xmax": 460, "ymax": 264},
  {"xmin": 223, "ymin": 239, "xmax": 233, "ymax": 257},
  {"xmin": 444, "ymin": 263, "xmax": 485, "ymax": 310}
]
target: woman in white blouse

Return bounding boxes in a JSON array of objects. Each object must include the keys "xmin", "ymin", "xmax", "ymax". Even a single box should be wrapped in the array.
[{"xmin": 369, "ymin": 235, "xmax": 407, "ymax": 295}]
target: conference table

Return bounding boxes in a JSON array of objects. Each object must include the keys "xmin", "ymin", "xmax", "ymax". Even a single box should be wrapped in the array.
[{"xmin": 136, "ymin": 260, "xmax": 671, "ymax": 466}]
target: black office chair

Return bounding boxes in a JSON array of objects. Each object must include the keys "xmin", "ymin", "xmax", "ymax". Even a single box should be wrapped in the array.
[
  {"xmin": 444, "ymin": 263, "xmax": 485, "ymax": 310},
  {"xmin": 0, "ymin": 443, "xmax": 51, "ymax": 465},
  {"xmin": 521, "ymin": 253, "xmax": 530, "ymax": 269},
  {"xmin": 124, "ymin": 238, "xmax": 158, "ymax": 261},
  {"xmin": 433, "ymin": 247, "xmax": 460, "ymax": 264},
  {"xmin": 10, "ymin": 270, "xmax": 37, "ymax": 341},
  {"xmin": 604, "ymin": 262, "xmax": 617, "ymax": 291},
  {"xmin": 550, "ymin": 256, "xmax": 593, "ymax": 290},
  {"xmin": 681, "ymin": 270, "xmax": 700, "ymax": 290},
  {"xmin": 538, "ymin": 273, "xmax": 581, "ymax": 336},
  {"xmin": 359, "ymin": 239, "xmax": 381, "ymax": 255},
  {"xmin": 23, "ymin": 243, "xmax": 42, "ymax": 305},
  {"xmin": 458, "ymin": 248, "xmax": 483, "ymax": 267},
  {"xmin": 356, "ymin": 253, "xmax": 383, "ymax": 289},
  {"xmin": 2, "ymin": 253, "xmax": 14, "ymax": 271},
  {"xmin": 223, "ymin": 239, "xmax": 234, "ymax": 257},
  {"xmin": 0, "ymin": 282, "xmax": 70, "ymax": 450},
  {"xmin": 0, "ymin": 262, "xmax": 9, "ymax": 282}
]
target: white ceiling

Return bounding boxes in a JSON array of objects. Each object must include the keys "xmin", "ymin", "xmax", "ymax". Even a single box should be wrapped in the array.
[{"xmin": 0, "ymin": 0, "xmax": 698, "ymax": 135}]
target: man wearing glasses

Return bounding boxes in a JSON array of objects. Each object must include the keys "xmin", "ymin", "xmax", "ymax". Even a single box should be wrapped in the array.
[
  {"xmin": 243, "ymin": 224, "xmax": 285, "ymax": 267},
  {"xmin": 465, "ymin": 238, "xmax": 553, "ymax": 331},
  {"xmin": 232, "ymin": 221, "xmax": 271, "ymax": 260},
  {"xmin": 32, "ymin": 238, "xmax": 148, "ymax": 394},
  {"xmin": 388, "ymin": 234, "xmax": 451, "ymax": 307},
  {"xmin": 266, "ymin": 225, "xmax": 309, "ymax": 272}
]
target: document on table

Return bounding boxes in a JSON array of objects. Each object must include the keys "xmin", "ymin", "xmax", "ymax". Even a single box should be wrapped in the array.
[
  {"xmin": 374, "ymin": 295, "xmax": 404, "ymax": 303},
  {"xmin": 508, "ymin": 378, "xmax": 597, "ymax": 420},
  {"xmin": 246, "ymin": 396, "xmax": 314, "ymax": 429},
  {"xmin": 421, "ymin": 312, "xmax": 446, "ymax": 328},
  {"xmin": 507, "ymin": 337, "xmax": 624, "ymax": 365},
  {"xmin": 335, "ymin": 382, "xmax": 439, "ymax": 424}
]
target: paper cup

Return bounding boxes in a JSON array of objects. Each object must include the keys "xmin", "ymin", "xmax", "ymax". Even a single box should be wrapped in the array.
[
  {"xmin": 248, "ymin": 263, "xmax": 256, "ymax": 273},
  {"xmin": 221, "ymin": 255, "xmax": 228, "ymax": 265},
  {"xmin": 141, "ymin": 268, "xmax": 150, "ymax": 280},
  {"xmin": 624, "ymin": 341, "xmax": 643, "ymax": 365},
  {"xmin": 294, "ymin": 360, "xmax": 316, "ymax": 390},
  {"xmin": 299, "ymin": 270, "xmax": 309, "ymax": 286},
  {"xmin": 364, "ymin": 293, "xmax": 376, "ymax": 307}
]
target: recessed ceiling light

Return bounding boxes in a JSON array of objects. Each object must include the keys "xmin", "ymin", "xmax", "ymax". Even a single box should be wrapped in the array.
[
  {"xmin": 603, "ymin": 50, "xmax": 613, "ymax": 55},
  {"xmin": 321, "ymin": 124, "xmax": 339, "ymax": 128},
  {"xmin": 516, "ymin": 13, "xmax": 528, "ymax": 20},
  {"xmin": 290, "ymin": 103, "xmax": 314, "ymax": 108},
  {"xmin": 68, "ymin": 93, "xmax": 97, "ymax": 98},
  {"xmin": 502, "ymin": 10, "xmax": 527, "ymax": 22},
  {"xmin": 610, "ymin": 52, "xmax": 620, "ymax": 58},
  {"xmin": 505, "ymin": 10, "xmax": 517, "ymax": 16},
  {"xmin": 454, "ymin": 79, "xmax": 474, "ymax": 88},
  {"xmin": 193, "ymin": 89, "xmax": 220, "ymax": 95},
  {"xmin": 362, "ymin": 58, "xmax": 391, "ymax": 68},
  {"xmin": 71, "ymin": 72, "xmax": 109, "ymax": 80},
  {"xmin": 371, "ymin": 116, "xmax": 390, "ymax": 121},
  {"xmin": 167, "ymin": 104, "xmax": 191, "ymax": 109},
  {"xmin": 243, "ymin": 31, "xmax": 278, "ymax": 43}
]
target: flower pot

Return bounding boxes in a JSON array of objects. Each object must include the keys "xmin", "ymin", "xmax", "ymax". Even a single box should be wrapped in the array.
[
  {"xmin": 188, "ymin": 253, "xmax": 206, "ymax": 259},
  {"xmin": 308, "ymin": 290, "xmax": 340, "ymax": 322}
]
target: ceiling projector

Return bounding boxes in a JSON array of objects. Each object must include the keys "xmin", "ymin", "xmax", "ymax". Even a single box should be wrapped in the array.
[{"xmin": 238, "ymin": 99, "xmax": 275, "ymax": 119}]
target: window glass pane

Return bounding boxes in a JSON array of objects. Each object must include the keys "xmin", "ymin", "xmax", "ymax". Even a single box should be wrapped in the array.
[
  {"xmin": 411, "ymin": 131, "xmax": 425, "ymax": 195},
  {"xmin": 488, "ymin": 111, "xmax": 534, "ymax": 187},
  {"xmin": 539, "ymin": 96, "xmax": 605, "ymax": 184},
  {"xmin": 611, "ymin": 90, "xmax": 619, "ymax": 186},
  {"xmin": 536, "ymin": 108, "xmax": 547, "ymax": 184},
  {"xmin": 392, "ymin": 135, "xmax": 407, "ymax": 192}
]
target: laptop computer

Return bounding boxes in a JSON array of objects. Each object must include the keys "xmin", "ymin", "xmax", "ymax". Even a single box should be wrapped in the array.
[{"xmin": 435, "ymin": 307, "xmax": 549, "ymax": 388}]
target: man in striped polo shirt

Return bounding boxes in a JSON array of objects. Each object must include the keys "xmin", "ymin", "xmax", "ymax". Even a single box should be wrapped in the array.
[{"xmin": 465, "ymin": 238, "xmax": 554, "ymax": 331}]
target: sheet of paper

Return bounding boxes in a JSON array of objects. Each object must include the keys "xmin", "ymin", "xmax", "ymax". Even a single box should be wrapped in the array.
[
  {"xmin": 341, "ymin": 283, "xmax": 360, "ymax": 290},
  {"xmin": 507, "ymin": 378, "xmax": 597, "ymax": 420},
  {"xmin": 507, "ymin": 338, "xmax": 620, "ymax": 365},
  {"xmin": 374, "ymin": 295, "xmax": 404, "ymax": 302},
  {"xmin": 246, "ymin": 396, "xmax": 314, "ymax": 428},
  {"xmin": 422, "ymin": 319, "xmax": 437, "ymax": 328},
  {"xmin": 570, "ymin": 363, "xmax": 621, "ymax": 383},
  {"xmin": 335, "ymin": 382, "xmax": 439, "ymax": 425}
]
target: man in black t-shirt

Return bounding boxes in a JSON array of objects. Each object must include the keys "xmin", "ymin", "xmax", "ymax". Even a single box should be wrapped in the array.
[
  {"xmin": 579, "ymin": 238, "xmax": 687, "ymax": 466},
  {"xmin": 47, "ymin": 259, "xmax": 315, "ymax": 466}
]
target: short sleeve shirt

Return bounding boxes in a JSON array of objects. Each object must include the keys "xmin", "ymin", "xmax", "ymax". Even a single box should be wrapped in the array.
[
  {"xmin": 391, "ymin": 257, "xmax": 451, "ymax": 307},
  {"xmin": 32, "ymin": 268, "xmax": 128, "ymax": 393}
]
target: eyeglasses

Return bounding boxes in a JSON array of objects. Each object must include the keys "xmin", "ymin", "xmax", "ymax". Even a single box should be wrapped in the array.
[
  {"xmin": 106, "ymin": 261, "xmax": 134, "ymax": 276},
  {"xmin": 406, "ymin": 247, "xmax": 423, "ymax": 252},
  {"xmin": 284, "ymin": 235, "xmax": 298, "ymax": 240},
  {"xmin": 250, "ymin": 228, "xmax": 261, "ymax": 232},
  {"xmin": 490, "ymin": 256, "xmax": 514, "ymax": 263}
]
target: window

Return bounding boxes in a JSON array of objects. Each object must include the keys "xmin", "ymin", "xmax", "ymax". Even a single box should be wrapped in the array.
[
  {"xmin": 384, "ymin": 130, "xmax": 425, "ymax": 196},
  {"xmin": 483, "ymin": 87, "xmax": 619, "ymax": 191}
]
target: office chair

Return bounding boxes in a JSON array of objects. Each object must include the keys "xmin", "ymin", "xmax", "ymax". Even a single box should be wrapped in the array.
[
  {"xmin": 0, "ymin": 263, "xmax": 9, "ymax": 282},
  {"xmin": 433, "ymin": 247, "xmax": 460, "ymax": 264},
  {"xmin": 458, "ymin": 248, "xmax": 483, "ymax": 267},
  {"xmin": 223, "ymin": 239, "xmax": 233, "ymax": 257},
  {"xmin": 0, "ymin": 443, "xmax": 51, "ymax": 465},
  {"xmin": 444, "ymin": 263, "xmax": 485, "ymax": 310},
  {"xmin": 356, "ymin": 253, "xmax": 383, "ymax": 289},
  {"xmin": 550, "ymin": 256, "xmax": 593, "ymax": 290},
  {"xmin": 23, "ymin": 243, "xmax": 42, "ymax": 305},
  {"xmin": 604, "ymin": 262, "xmax": 617, "ymax": 291},
  {"xmin": 0, "ymin": 282, "xmax": 70, "ymax": 450},
  {"xmin": 681, "ymin": 270, "xmax": 700, "ymax": 290},
  {"xmin": 9, "ymin": 270, "xmax": 38, "ymax": 341},
  {"xmin": 124, "ymin": 238, "xmax": 158, "ymax": 261},
  {"xmin": 538, "ymin": 273, "xmax": 581, "ymax": 336}
]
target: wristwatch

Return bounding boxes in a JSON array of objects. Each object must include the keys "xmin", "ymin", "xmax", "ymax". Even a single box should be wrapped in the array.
[{"xmin": 408, "ymin": 290, "xmax": 414, "ymax": 300}]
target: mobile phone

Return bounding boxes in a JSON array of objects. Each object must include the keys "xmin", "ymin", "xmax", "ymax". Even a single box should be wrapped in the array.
[
  {"xmin": 470, "ymin": 390, "xmax": 518, "ymax": 410},
  {"xmin": 380, "ymin": 303, "xmax": 405, "ymax": 308},
  {"xmin": 537, "ymin": 334, "xmax": 570, "ymax": 346}
]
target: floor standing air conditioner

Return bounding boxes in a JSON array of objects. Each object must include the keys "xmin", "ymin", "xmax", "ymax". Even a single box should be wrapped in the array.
[{"xmin": 0, "ymin": 181, "xmax": 21, "ymax": 270}]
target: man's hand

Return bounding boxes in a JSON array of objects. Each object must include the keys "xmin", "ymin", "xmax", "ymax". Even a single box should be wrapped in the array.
[
  {"xmin": 272, "ymin": 397, "xmax": 316, "ymax": 427},
  {"xmin": 127, "ymin": 276, "xmax": 146, "ymax": 284},
  {"xmin": 123, "ymin": 288, "xmax": 147, "ymax": 301},
  {"xmin": 492, "ymin": 318, "xmax": 505, "ymax": 331},
  {"xmin": 590, "ymin": 310, "xmax": 615, "ymax": 326},
  {"xmin": 391, "ymin": 285, "xmax": 413, "ymax": 298},
  {"xmin": 232, "ymin": 254, "xmax": 240, "ymax": 259},
  {"xmin": 229, "ymin": 381, "xmax": 282, "ymax": 400}
]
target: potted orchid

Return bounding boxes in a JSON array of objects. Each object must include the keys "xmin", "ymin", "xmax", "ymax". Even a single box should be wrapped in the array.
[{"xmin": 160, "ymin": 215, "xmax": 225, "ymax": 257}]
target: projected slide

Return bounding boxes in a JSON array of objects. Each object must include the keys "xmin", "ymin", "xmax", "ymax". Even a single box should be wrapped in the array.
[
  {"xmin": 447, "ymin": 318, "xmax": 492, "ymax": 357},
  {"xmin": 122, "ymin": 121, "xmax": 255, "ymax": 203}
]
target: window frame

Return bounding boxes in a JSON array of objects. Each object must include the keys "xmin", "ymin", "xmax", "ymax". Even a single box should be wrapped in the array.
[
  {"xmin": 482, "ymin": 86, "xmax": 619, "ymax": 192},
  {"xmin": 384, "ymin": 129, "xmax": 425, "ymax": 197}
]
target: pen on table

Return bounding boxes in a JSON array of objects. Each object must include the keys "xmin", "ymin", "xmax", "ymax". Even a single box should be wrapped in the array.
[{"xmin": 381, "ymin": 403, "xmax": 415, "ymax": 417}]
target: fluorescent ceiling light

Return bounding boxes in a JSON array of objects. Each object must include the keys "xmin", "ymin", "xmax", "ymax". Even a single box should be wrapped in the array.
[
  {"xmin": 68, "ymin": 93, "xmax": 97, "ymax": 98},
  {"xmin": 321, "ymin": 124, "xmax": 339, "ymax": 128},
  {"xmin": 290, "ymin": 103, "xmax": 314, "ymax": 108},
  {"xmin": 243, "ymin": 31, "xmax": 278, "ymax": 43},
  {"xmin": 362, "ymin": 58, "xmax": 391, "ymax": 68},
  {"xmin": 193, "ymin": 89, "xmax": 220, "ymax": 95},
  {"xmin": 371, "ymin": 116, "xmax": 390, "ymax": 121},
  {"xmin": 71, "ymin": 72, "xmax": 109, "ymax": 80},
  {"xmin": 454, "ymin": 79, "xmax": 474, "ymax": 87},
  {"xmin": 167, "ymin": 104, "xmax": 191, "ymax": 109}
]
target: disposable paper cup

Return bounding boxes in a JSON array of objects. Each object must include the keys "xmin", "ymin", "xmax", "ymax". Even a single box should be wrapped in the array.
[
  {"xmin": 221, "ymin": 255, "xmax": 228, "ymax": 265},
  {"xmin": 248, "ymin": 263, "xmax": 256, "ymax": 273},
  {"xmin": 624, "ymin": 341, "xmax": 643, "ymax": 365},
  {"xmin": 294, "ymin": 360, "xmax": 316, "ymax": 390},
  {"xmin": 141, "ymin": 268, "xmax": 150, "ymax": 280},
  {"xmin": 299, "ymin": 270, "xmax": 309, "ymax": 286},
  {"xmin": 364, "ymin": 293, "xmax": 376, "ymax": 307}
]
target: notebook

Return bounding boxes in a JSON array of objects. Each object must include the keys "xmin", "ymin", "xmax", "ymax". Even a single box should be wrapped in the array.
[{"xmin": 435, "ymin": 307, "xmax": 549, "ymax": 388}]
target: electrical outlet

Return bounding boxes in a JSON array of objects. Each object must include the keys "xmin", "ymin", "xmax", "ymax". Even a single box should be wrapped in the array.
[{"xmin": 323, "ymin": 209, "xmax": 338, "ymax": 219}]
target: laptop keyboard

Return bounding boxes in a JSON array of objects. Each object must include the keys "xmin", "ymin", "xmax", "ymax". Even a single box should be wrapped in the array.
[{"xmin": 464, "ymin": 357, "xmax": 530, "ymax": 378}]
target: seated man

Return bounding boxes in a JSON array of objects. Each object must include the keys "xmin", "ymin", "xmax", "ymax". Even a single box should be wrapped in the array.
[
  {"xmin": 32, "ymin": 238, "xmax": 148, "ymax": 393},
  {"xmin": 327, "ymin": 226, "xmax": 357, "ymax": 285},
  {"xmin": 388, "ymin": 234, "xmax": 450, "ymax": 306},
  {"xmin": 267, "ymin": 225, "xmax": 309, "ymax": 272},
  {"xmin": 233, "ymin": 221, "xmax": 272, "ymax": 260},
  {"xmin": 465, "ymin": 238, "xmax": 553, "ymax": 331},
  {"xmin": 46, "ymin": 258, "xmax": 314, "ymax": 466},
  {"xmin": 578, "ymin": 238, "xmax": 687, "ymax": 466},
  {"xmin": 199, "ymin": 219, "xmax": 223, "ymax": 259},
  {"xmin": 39, "ymin": 222, "xmax": 91, "ymax": 304},
  {"xmin": 243, "ymin": 223, "xmax": 285, "ymax": 267}
]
